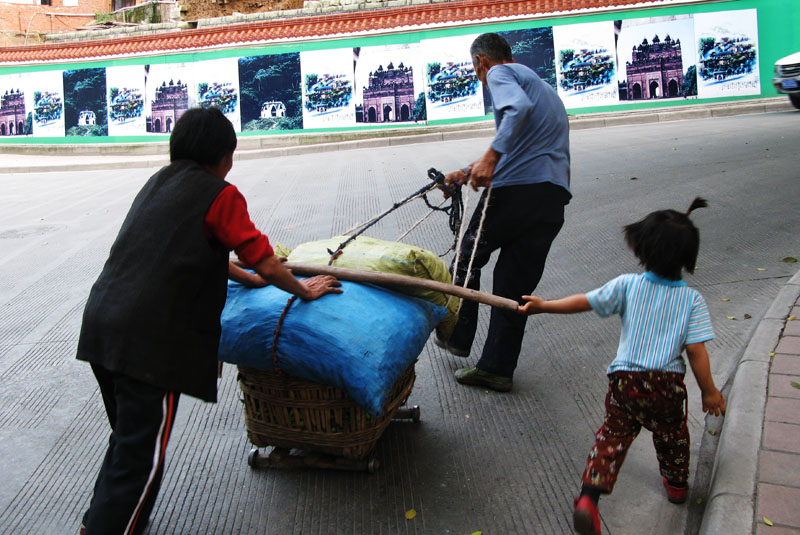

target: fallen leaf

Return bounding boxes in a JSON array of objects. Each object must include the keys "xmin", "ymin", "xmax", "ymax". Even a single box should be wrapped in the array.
[
  {"xmin": 781, "ymin": 257, "xmax": 798, "ymax": 263},
  {"xmin": 744, "ymin": 314, "xmax": 752, "ymax": 319},
  {"xmin": 727, "ymin": 316, "xmax": 736, "ymax": 320},
  {"xmin": 792, "ymin": 382, "xmax": 800, "ymax": 390},
  {"xmin": 757, "ymin": 268, "xmax": 767, "ymax": 271},
  {"xmin": 721, "ymin": 298, "xmax": 730, "ymax": 302},
  {"xmin": 471, "ymin": 532, "xmax": 483, "ymax": 535},
  {"xmin": 764, "ymin": 516, "xmax": 774, "ymax": 526},
  {"xmin": 770, "ymin": 352, "xmax": 775, "ymax": 358},
  {"xmin": 708, "ymin": 429, "xmax": 716, "ymax": 436},
  {"xmin": 696, "ymin": 498, "xmax": 703, "ymax": 505},
  {"xmin": 405, "ymin": 509, "xmax": 417, "ymax": 520},
  {"xmin": 788, "ymin": 316, "xmax": 796, "ymax": 321}
]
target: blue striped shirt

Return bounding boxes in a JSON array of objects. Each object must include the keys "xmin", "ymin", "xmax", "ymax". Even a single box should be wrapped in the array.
[{"xmin": 586, "ymin": 272, "xmax": 715, "ymax": 374}]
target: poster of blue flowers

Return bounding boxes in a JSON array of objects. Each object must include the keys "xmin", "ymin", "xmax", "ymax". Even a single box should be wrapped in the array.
[
  {"xmin": 553, "ymin": 21, "xmax": 619, "ymax": 108},
  {"xmin": 694, "ymin": 9, "xmax": 760, "ymax": 99}
]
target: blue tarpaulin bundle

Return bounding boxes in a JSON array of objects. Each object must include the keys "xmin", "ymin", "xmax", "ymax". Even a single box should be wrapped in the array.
[{"xmin": 218, "ymin": 278, "xmax": 446, "ymax": 416}]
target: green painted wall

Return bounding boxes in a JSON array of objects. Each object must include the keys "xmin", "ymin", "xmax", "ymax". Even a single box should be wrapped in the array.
[{"xmin": 1, "ymin": 0, "xmax": 797, "ymax": 144}]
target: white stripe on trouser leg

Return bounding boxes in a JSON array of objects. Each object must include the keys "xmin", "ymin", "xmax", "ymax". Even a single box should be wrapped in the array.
[{"xmin": 123, "ymin": 393, "xmax": 171, "ymax": 535}]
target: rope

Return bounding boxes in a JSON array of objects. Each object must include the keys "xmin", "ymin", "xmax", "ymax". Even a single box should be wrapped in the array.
[
  {"xmin": 329, "ymin": 168, "xmax": 463, "ymax": 264},
  {"xmin": 270, "ymin": 295, "xmax": 298, "ymax": 373},
  {"xmin": 395, "ymin": 197, "xmax": 448, "ymax": 242},
  {"xmin": 453, "ymin": 184, "xmax": 493, "ymax": 316}
]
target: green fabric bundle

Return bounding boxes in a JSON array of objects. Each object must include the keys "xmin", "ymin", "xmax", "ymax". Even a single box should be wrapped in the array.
[{"xmin": 285, "ymin": 236, "xmax": 458, "ymax": 339}]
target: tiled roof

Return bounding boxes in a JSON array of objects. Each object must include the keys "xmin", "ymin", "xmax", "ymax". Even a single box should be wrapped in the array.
[{"xmin": 0, "ymin": 0, "xmax": 684, "ymax": 65}]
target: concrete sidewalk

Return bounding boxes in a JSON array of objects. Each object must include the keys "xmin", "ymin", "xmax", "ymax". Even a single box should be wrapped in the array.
[
  {"xmin": 700, "ymin": 270, "xmax": 800, "ymax": 535},
  {"xmin": 0, "ymin": 97, "xmax": 793, "ymax": 174}
]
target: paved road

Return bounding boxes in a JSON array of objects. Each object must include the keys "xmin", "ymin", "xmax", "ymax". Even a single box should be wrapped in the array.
[{"xmin": 0, "ymin": 110, "xmax": 798, "ymax": 534}]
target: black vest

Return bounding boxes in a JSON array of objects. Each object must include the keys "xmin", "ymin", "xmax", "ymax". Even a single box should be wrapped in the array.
[{"xmin": 77, "ymin": 160, "xmax": 230, "ymax": 402}]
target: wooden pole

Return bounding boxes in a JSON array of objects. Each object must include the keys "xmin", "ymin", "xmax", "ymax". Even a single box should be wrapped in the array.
[{"xmin": 283, "ymin": 262, "xmax": 520, "ymax": 313}]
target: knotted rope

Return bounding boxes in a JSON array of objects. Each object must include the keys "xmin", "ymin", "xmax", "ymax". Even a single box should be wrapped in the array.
[
  {"xmin": 329, "ymin": 168, "xmax": 463, "ymax": 264},
  {"xmin": 450, "ymin": 181, "xmax": 492, "ymax": 316},
  {"xmin": 270, "ymin": 295, "xmax": 298, "ymax": 373}
]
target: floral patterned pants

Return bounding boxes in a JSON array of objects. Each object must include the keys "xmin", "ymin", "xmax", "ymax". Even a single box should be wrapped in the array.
[{"xmin": 581, "ymin": 371, "xmax": 689, "ymax": 493}]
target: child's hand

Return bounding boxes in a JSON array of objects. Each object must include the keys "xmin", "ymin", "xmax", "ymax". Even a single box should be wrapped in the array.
[
  {"xmin": 702, "ymin": 388, "xmax": 726, "ymax": 417},
  {"xmin": 518, "ymin": 295, "xmax": 546, "ymax": 315}
]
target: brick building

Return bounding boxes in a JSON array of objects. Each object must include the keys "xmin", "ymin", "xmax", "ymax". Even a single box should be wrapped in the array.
[
  {"xmin": 146, "ymin": 79, "xmax": 188, "ymax": 133},
  {"xmin": 0, "ymin": 0, "xmax": 111, "ymax": 46},
  {"xmin": 625, "ymin": 34, "xmax": 684, "ymax": 100},
  {"xmin": 0, "ymin": 90, "xmax": 26, "ymax": 136},
  {"xmin": 359, "ymin": 62, "xmax": 415, "ymax": 123}
]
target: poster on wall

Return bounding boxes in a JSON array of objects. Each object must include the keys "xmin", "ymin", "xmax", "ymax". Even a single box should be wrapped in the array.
[
  {"xmin": 694, "ymin": 9, "xmax": 760, "ymax": 99},
  {"xmin": 63, "ymin": 67, "xmax": 108, "ymax": 137},
  {"xmin": 553, "ymin": 21, "xmax": 619, "ymax": 108},
  {"xmin": 353, "ymin": 43, "xmax": 425, "ymax": 125},
  {"xmin": 238, "ymin": 52, "xmax": 302, "ymax": 132},
  {"xmin": 195, "ymin": 57, "xmax": 241, "ymax": 132},
  {"xmin": 491, "ymin": 26, "xmax": 556, "ymax": 115},
  {"xmin": 420, "ymin": 34, "xmax": 484, "ymax": 122},
  {"xmin": 106, "ymin": 65, "xmax": 146, "ymax": 136},
  {"xmin": 145, "ymin": 62, "xmax": 196, "ymax": 134},
  {"xmin": 29, "ymin": 70, "xmax": 65, "ymax": 137},
  {"xmin": 300, "ymin": 48, "xmax": 356, "ymax": 129},
  {"xmin": 499, "ymin": 27, "xmax": 556, "ymax": 88},
  {"xmin": 615, "ymin": 16, "xmax": 697, "ymax": 102},
  {"xmin": 0, "ymin": 73, "xmax": 31, "ymax": 137}
]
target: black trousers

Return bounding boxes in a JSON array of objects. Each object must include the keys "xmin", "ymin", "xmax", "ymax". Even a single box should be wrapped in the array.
[
  {"xmin": 83, "ymin": 364, "xmax": 180, "ymax": 535},
  {"xmin": 449, "ymin": 182, "xmax": 568, "ymax": 378}
]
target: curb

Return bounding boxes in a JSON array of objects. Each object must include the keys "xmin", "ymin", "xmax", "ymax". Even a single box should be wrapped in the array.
[
  {"xmin": 699, "ymin": 268, "xmax": 800, "ymax": 535},
  {"xmin": 0, "ymin": 97, "xmax": 794, "ymax": 174}
]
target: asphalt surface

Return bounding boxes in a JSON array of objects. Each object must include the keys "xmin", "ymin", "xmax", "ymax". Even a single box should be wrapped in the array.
[{"xmin": 0, "ymin": 98, "xmax": 797, "ymax": 535}]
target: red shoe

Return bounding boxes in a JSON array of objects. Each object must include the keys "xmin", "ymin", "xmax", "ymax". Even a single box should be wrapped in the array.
[
  {"xmin": 573, "ymin": 495, "xmax": 601, "ymax": 535},
  {"xmin": 663, "ymin": 478, "xmax": 688, "ymax": 504}
]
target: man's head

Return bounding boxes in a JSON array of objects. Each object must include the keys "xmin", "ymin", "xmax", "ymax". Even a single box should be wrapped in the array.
[
  {"xmin": 169, "ymin": 107, "xmax": 237, "ymax": 170},
  {"xmin": 469, "ymin": 33, "xmax": 513, "ymax": 84}
]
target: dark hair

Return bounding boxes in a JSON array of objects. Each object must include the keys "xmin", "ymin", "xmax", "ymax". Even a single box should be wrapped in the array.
[
  {"xmin": 169, "ymin": 107, "xmax": 237, "ymax": 166},
  {"xmin": 623, "ymin": 197, "xmax": 708, "ymax": 280},
  {"xmin": 470, "ymin": 33, "xmax": 513, "ymax": 63}
]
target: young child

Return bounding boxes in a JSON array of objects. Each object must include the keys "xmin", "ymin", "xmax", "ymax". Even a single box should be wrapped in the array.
[
  {"xmin": 518, "ymin": 197, "xmax": 725, "ymax": 535},
  {"xmin": 76, "ymin": 107, "xmax": 341, "ymax": 535}
]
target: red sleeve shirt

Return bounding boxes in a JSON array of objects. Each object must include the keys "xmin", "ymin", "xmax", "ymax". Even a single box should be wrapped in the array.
[{"xmin": 204, "ymin": 184, "xmax": 274, "ymax": 266}]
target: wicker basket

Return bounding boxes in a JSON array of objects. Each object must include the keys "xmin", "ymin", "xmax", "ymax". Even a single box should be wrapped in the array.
[{"xmin": 237, "ymin": 364, "xmax": 416, "ymax": 461}]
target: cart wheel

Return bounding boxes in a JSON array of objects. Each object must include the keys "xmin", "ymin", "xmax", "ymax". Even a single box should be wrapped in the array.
[
  {"xmin": 367, "ymin": 455, "xmax": 380, "ymax": 473},
  {"xmin": 247, "ymin": 448, "xmax": 259, "ymax": 467},
  {"xmin": 410, "ymin": 405, "xmax": 421, "ymax": 423}
]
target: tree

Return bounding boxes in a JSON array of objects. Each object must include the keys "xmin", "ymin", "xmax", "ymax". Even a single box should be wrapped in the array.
[
  {"xmin": 63, "ymin": 68, "xmax": 107, "ymax": 136},
  {"xmin": 238, "ymin": 52, "xmax": 302, "ymax": 130},
  {"xmin": 412, "ymin": 92, "xmax": 427, "ymax": 121},
  {"xmin": 681, "ymin": 65, "xmax": 697, "ymax": 96},
  {"xmin": 502, "ymin": 27, "xmax": 556, "ymax": 88}
]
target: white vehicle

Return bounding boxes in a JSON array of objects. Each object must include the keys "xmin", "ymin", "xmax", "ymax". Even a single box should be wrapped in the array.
[{"xmin": 772, "ymin": 51, "xmax": 800, "ymax": 110}]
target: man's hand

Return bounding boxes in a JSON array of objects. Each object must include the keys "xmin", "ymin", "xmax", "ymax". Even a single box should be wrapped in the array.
[
  {"xmin": 441, "ymin": 169, "xmax": 469, "ymax": 199},
  {"xmin": 299, "ymin": 275, "xmax": 342, "ymax": 300},
  {"xmin": 468, "ymin": 147, "xmax": 501, "ymax": 191}
]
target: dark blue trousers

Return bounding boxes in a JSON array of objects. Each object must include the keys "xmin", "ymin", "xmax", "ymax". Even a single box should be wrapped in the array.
[
  {"xmin": 449, "ymin": 182, "xmax": 568, "ymax": 378},
  {"xmin": 83, "ymin": 364, "xmax": 179, "ymax": 535}
]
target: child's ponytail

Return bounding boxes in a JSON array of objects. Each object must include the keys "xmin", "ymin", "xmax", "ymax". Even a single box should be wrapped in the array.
[
  {"xmin": 625, "ymin": 197, "xmax": 707, "ymax": 280},
  {"xmin": 686, "ymin": 197, "xmax": 708, "ymax": 215}
]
